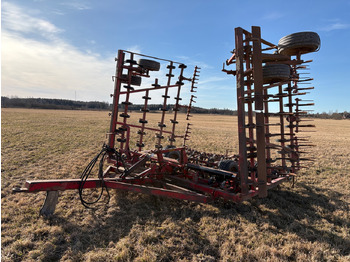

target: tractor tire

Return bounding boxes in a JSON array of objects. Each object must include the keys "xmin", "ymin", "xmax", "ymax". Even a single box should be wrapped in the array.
[
  {"xmin": 138, "ymin": 59, "xmax": 161, "ymax": 71},
  {"xmin": 120, "ymin": 74, "xmax": 142, "ymax": 86},
  {"xmin": 262, "ymin": 64, "xmax": 291, "ymax": 84},
  {"xmin": 278, "ymin": 32, "xmax": 320, "ymax": 56},
  {"xmin": 218, "ymin": 160, "xmax": 239, "ymax": 173},
  {"xmin": 164, "ymin": 145, "xmax": 181, "ymax": 160}
]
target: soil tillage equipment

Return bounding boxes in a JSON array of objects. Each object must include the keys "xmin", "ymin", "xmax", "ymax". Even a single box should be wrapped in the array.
[{"xmin": 13, "ymin": 26, "xmax": 320, "ymax": 215}]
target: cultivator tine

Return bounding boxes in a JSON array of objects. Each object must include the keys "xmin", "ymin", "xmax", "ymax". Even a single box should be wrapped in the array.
[
  {"xmin": 137, "ymin": 90, "xmax": 150, "ymax": 150},
  {"xmin": 191, "ymin": 66, "xmax": 201, "ymax": 92},
  {"xmin": 186, "ymin": 95, "xmax": 197, "ymax": 120},
  {"xmin": 183, "ymin": 123, "xmax": 192, "ymax": 146},
  {"xmin": 156, "ymin": 62, "xmax": 175, "ymax": 149}
]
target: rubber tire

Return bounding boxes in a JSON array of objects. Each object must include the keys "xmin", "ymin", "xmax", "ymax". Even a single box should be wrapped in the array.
[
  {"xmin": 262, "ymin": 64, "xmax": 290, "ymax": 84},
  {"xmin": 164, "ymin": 145, "xmax": 181, "ymax": 160},
  {"xmin": 218, "ymin": 160, "xmax": 238, "ymax": 173},
  {"xmin": 120, "ymin": 74, "xmax": 142, "ymax": 86},
  {"xmin": 138, "ymin": 59, "xmax": 161, "ymax": 71},
  {"xmin": 278, "ymin": 32, "xmax": 320, "ymax": 56}
]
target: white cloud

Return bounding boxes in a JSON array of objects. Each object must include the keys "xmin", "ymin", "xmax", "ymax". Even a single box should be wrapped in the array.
[
  {"xmin": 199, "ymin": 76, "xmax": 227, "ymax": 85},
  {"xmin": 321, "ymin": 23, "xmax": 350, "ymax": 32},
  {"xmin": 61, "ymin": 1, "xmax": 91, "ymax": 10},
  {"xmin": 1, "ymin": 2, "xmax": 198, "ymax": 106},
  {"xmin": 2, "ymin": 31, "xmax": 114, "ymax": 101},
  {"xmin": 1, "ymin": 2, "xmax": 115, "ymax": 101},
  {"xmin": 2, "ymin": 2, "xmax": 63, "ymax": 40}
]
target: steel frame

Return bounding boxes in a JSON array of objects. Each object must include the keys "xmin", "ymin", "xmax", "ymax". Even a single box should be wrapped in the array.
[{"xmin": 13, "ymin": 26, "xmax": 317, "ymax": 213}]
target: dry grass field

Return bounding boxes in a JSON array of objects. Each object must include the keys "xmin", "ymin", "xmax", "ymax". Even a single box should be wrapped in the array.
[{"xmin": 1, "ymin": 108, "xmax": 350, "ymax": 261}]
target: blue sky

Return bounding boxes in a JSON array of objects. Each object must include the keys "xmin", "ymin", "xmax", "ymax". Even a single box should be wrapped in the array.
[{"xmin": 2, "ymin": 0, "xmax": 350, "ymax": 113}]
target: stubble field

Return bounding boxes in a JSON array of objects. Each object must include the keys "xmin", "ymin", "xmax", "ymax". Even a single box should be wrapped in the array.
[{"xmin": 1, "ymin": 108, "xmax": 350, "ymax": 261}]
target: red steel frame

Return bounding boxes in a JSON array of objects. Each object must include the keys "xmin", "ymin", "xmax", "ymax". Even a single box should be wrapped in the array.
[{"xmin": 13, "ymin": 26, "xmax": 317, "ymax": 212}]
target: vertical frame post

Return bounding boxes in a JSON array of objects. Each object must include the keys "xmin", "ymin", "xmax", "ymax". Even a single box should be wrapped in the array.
[
  {"xmin": 109, "ymin": 50, "xmax": 125, "ymax": 149},
  {"xmin": 252, "ymin": 26, "xmax": 267, "ymax": 198},
  {"xmin": 235, "ymin": 27, "xmax": 249, "ymax": 195}
]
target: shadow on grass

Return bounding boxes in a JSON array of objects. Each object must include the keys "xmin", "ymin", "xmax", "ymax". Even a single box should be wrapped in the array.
[
  {"xmin": 41, "ymin": 182, "xmax": 349, "ymax": 261},
  {"xmin": 256, "ymin": 183, "xmax": 350, "ymax": 255},
  {"xmin": 41, "ymin": 191, "xmax": 220, "ymax": 261}
]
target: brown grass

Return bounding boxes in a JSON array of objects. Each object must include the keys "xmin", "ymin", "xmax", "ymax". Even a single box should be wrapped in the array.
[{"xmin": 1, "ymin": 108, "xmax": 350, "ymax": 261}]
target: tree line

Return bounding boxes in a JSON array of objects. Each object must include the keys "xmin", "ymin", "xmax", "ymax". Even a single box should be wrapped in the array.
[
  {"xmin": 1, "ymin": 96, "xmax": 349, "ymax": 119},
  {"xmin": 1, "ymin": 97, "xmax": 237, "ymax": 115},
  {"xmin": 1, "ymin": 97, "xmax": 110, "ymax": 110}
]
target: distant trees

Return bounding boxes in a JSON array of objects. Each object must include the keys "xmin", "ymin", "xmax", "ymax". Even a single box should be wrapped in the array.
[
  {"xmin": 1, "ymin": 96, "xmax": 348, "ymax": 119},
  {"xmin": 1, "ymin": 97, "xmax": 110, "ymax": 110}
]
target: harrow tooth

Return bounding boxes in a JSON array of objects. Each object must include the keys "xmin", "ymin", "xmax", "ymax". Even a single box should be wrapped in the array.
[
  {"xmin": 125, "ymin": 59, "xmax": 137, "ymax": 64},
  {"xmin": 139, "ymin": 119, "xmax": 148, "ymax": 124},
  {"xmin": 136, "ymin": 143, "xmax": 145, "ymax": 148},
  {"xmin": 137, "ymin": 130, "xmax": 146, "ymax": 135},
  {"xmin": 174, "ymin": 97, "xmax": 182, "ymax": 100},
  {"xmin": 123, "ymin": 85, "xmax": 135, "ymax": 91},
  {"xmin": 284, "ymin": 86, "xmax": 314, "ymax": 91},
  {"xmin": 118, "ymin": 126, "xmax": 127, "ymax": 132},
  {"xmin": 140, "ymin": 108, "xmax": 150, "ymax": 112},
  {"xmin": 160, "ymin": 108, "xmax": 169, "ymax": 111},
  {"xmin": 176, "ymin": 81, "xmax": 185, "ymax": 85},
  {"xmin": 162, "ymin": 95, "xmax": 171, "ymax": 98},
  {"xmin": 158, "ymin": 123, "xmax": 166, "ymax": 128},
  {"xmin": 119, "ymin": 113, "xmax": 130, "ymax": 118},
  {"xmin": 155, "ymin": 144, "xmax": 163, "ymax": 149},
  {"xmin": 265, "ymin": 112, "xmax": 295, "ymax": 116},
  {"xmin": 268, "ymin": 93, "xmax": 288, "ymax": 98},
  {"xmin": 167, "ymin": 64, "xmax": 176, "ymax": 69},
  {"xmin": 285, "ymin": 103, "xmax": 314, "ymax": 107},
  {"xmin": 142, "ymin": 96, "xmax": 151, "ymax": 100},
  {"xmin": 178, "ymin": 64, "xmax": 187, "ymax": 69},
  {"xmin": 245, "ymin": 123, "xmax": 256, "ymax": 128},
  {"xmin": 152, "ymin": 83, "xmax": 161, "ymax": 87},
  {"xmin": 168, "ymin": 137, "xmax": 176, "ymax": 142},
  {"xmin": 266, "ymin": 133, "xmax": 293, "ymax": 137},
  {"xmin": 117, "ymin": 138, "xmax": 127, "ymax": 142},
  {"xmin": 166, "ymin": 74, "xmax": 175, "ymax": 77},
  {"xmin": 155, "ymin": 134, "xmax": 164, "ymax": 139},
  {"xmin": 264, "ymin": 99, "xmax": 280, "ymax": 102},
  {"xmin": 247, "ymin": 152, "xmax": 257, "ymax": 158},
  {"xmin": 122, "ymin": 101, "xmax": 133, "ymax": 105},
  {"xmin": 170, "ymin": 120, "xmax": 179, "ymax": 124},
  {"xmin": 264, "ymin": 123, "xmax": 281, "ymax": 126},
  {"xmin": 286, "ymin": 124, "xmax": 315, "ymax": 128}
]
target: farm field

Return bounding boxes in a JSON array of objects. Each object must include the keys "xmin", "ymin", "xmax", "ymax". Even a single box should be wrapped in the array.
[{"xmin": 1, "ymin": 108, "xmax": 350, "ymax": 261}]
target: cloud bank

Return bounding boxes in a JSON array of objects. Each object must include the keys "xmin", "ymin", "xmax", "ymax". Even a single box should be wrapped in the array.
[{"xmin": 2, "ymin": 2, "xmax": 114, "ymax": 102}]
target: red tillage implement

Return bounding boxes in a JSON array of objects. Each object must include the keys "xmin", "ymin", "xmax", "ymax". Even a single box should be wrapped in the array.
[{"xmin": 13, "ymin": 26, "xmax": 320, "ymax": 215}]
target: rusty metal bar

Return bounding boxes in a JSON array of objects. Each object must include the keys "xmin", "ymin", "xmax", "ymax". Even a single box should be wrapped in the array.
[
  {"xmin": 252, "ymin": 26, "xmax": 263, "ymax": 110},
  {"xmin": 235, "ymin": 27, "xmax": 249, "ymax": 195},
  {"xmin": 109, "ymin": 50, "xmax": 125, "ymax": 149}
]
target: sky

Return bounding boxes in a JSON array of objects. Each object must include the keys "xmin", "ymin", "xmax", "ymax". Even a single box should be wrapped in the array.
[{"xmin": 1, "ymin": 0, "xmax": 350, "ymax": 113}]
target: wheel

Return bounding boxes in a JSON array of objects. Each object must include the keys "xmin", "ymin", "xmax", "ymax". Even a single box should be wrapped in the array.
[
  {"xmin": 262, "ymin": 64, "xmax": 290, "ymax": 84},
  {"xmin": 218, "ymin": 160, "xmax": 238, "ymax": 173},
  {"xmin": 164, "ymin": 145, "xmax": 181, "ymax": 161},
  {"xmin": 120, "ymin": 74, "xmax": 142, "ymax": 86},
  {"xmin": 278, "ymin": 32, "xmax": 320, "ymax": 56},
  {"xmin": 138, "ymin": 59, "xmax": 161, "ymax": 71}
]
